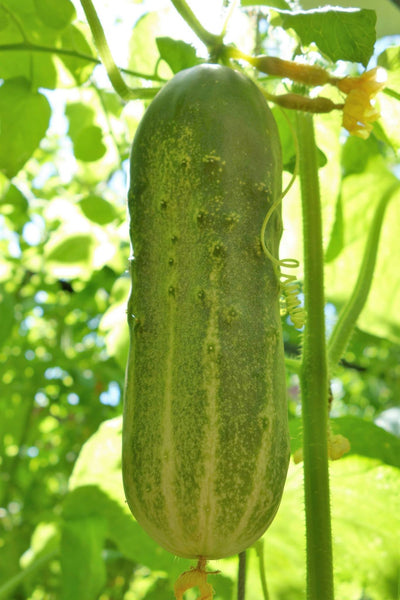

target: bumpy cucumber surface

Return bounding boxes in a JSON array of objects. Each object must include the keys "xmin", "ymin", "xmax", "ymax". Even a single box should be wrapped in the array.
[{"xmin": 123, "ymin": 63, "xmax": 289, "ymax": 560}]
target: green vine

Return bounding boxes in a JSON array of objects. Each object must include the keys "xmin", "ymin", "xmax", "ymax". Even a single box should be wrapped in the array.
[{"xmin": 328, "ymin": 182, "xmax": 398, "ymax": 370}]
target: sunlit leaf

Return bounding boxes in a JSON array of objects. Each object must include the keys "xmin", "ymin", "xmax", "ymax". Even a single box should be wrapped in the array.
[
  {"xmin": 78, "ymin": 195, "xmax": 118, "ymax": 225},
  {"xmin": 290, "ymin": 415, "xmax": 400, "ymax": 468},
  {"xmin": 0, "ymin": 78, "xmax": 50, "ymax": 178},
  {"xmin": 65, "ymin": 103, "xmax": 106, "ymax": 162},
  {"xmin": 265, "ymin": 456, "xmax": 400, "ymax": 599},
  {"xmin": 34, "ymin": 0, "xmax": 76, "ymax": 29},
  {"xmin": 60, "ymin": 23, "xmax": 96, "ymax": 85},
  {"xmin": 98, "ymin": 277, "xmax": 130, "ymax": 369},
  {"xmin": 0, "ymin": 0, "xmax": 59, "ymax": 88},
  {"xmin": 241, "ymin": 0, "xmax": 290, "ymax": 7},
  {"xmin": 280, "ymin": 8, "xmax": 376, "ymax": 66},
  {"xmin": 156, "ymin": 37, "xmax": 202, "ymax": 73}
]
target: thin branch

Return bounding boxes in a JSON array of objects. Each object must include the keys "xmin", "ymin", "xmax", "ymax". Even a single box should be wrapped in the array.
[
  {"xmin": 169, "ymin": 0, "xmax": 223, "ymax": 49},
  {"xmin": 0, "ymin": 42, "xmax": 166, "ymax": 82}
]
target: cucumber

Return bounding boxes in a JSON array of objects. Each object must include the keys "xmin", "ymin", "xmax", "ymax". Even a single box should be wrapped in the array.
[{"xmin": 123, "ymin": 64, "xmax": 289, "ymax": 560}]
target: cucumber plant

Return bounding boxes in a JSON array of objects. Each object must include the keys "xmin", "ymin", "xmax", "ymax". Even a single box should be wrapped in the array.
[{"xmin": 79, "ymin": 1, "xmax": 394, "ymax": 599}]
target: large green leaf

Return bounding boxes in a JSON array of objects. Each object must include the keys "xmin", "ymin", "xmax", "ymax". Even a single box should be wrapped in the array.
[
  {"xmin": 0, "ymin": 0, "xmax": 59, "ymax": 88},
  {"xmin": 264, "ymin": 455, "xmax": 400, "ymax": 599},
  {"xmin": 280, "ymin": 8, "xmax": 376, "ymax": 66},
  {"xmin": 0, "ymin": 78, "xmax": 50, "ymax": 178},
  {"xmin": 300, "ymin": 0, "xmax": 400, "ymax": 39},
  {"xmin": 290, "ymin": 415, "xmax": 400, "ymax": 469}
]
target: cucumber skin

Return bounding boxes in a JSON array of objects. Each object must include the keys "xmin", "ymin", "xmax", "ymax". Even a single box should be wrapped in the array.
[{"xmin": 123, "ymin": 64, "xmax": 289, "ymax": 560}]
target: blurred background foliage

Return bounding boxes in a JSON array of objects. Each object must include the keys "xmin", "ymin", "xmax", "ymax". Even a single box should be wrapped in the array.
[{"xmin": 0, "ymin": 0, "xmax": 399, "ymax": 599}]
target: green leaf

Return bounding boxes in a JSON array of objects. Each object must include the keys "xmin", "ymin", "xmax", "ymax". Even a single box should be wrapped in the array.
[
  {"xmin": 65, "ymin": 103, "xmax": 106, "ymax": 162},
  {"xmin": 46, "ymin": 233, "xmax": 94, "ymax": 264},
  {"xmin": 241, "ymin": 0, "xmax": 290, "ymax": 7},
  {"xmin": 156, "ymin": 37, "xmax": 202, "ymax": 74},
  {"xmin": 341, "ymin": 134, "xmax": 383, "ymax": 177},
  {"xmin": 0, "ymin": 290, "xmax": 14, "ymax": 349},
  {"xmin": 66, "ymin": 418, "xmax": 191, "ymax": 577},
  {"xmin": 265, "ymin": 456, "xmax": 400, "ymax": 599},
  {"xmin": 61, "ymin": 516, "xmax": 107, "ymax": 600},
  {"xmin": 0, "ymin": 78, "xmax": 50, "ymax": 178},
  {"xmin": 128, "ymin": 10, "xmax": 176, "ymax": 77},
  {"xmin": 290, "ymin": 415, "xmax": 400, "ymax": 468},
  {"xmin": 78, "ymin": 195, "xmax": 118, "ymax": 225},
  {"xmin": 280, "ymin": 8, "xmax": 376, "ymax": 67},
  {"xmin": 98, "ymin": 277, "xmax": 130, "ymax": 370},
  {"xmin": 378, "ymin": 44, "xmax": 400, "ymax": 91},
  {"xmin": 73, "ymin": 126, "xmax": 107, "ymax": 162},
  {"xmin": 0, "ymin": 0, "xmax": 59, "ymax": 88},
  {"xmin": 60, "ymin": 24, "xmax": 96, "ymax": 85},
  {"xmin": 34, "ymin": 0, "xmax": 76, "ymax": 29},
  {"xmin": 0, "ymin": 184, "xmax": 29, "ymax": 229},
  {"xmin": 20, "ymin": 522, "xmax": 60, "ymax": 569}
]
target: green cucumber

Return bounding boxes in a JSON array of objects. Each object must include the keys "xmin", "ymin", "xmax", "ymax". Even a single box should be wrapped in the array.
[{"xmin": 123, "ymin": 63, "xmax": 289, "ymax": 560}]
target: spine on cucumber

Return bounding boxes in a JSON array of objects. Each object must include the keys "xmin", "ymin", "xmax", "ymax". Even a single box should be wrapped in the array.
[{"xmin": 123, "ymin": 63, "xmax": 289, "ymax": 560}]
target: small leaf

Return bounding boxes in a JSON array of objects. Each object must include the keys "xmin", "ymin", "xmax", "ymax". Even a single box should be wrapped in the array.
[
  {"xmin": 34, "ymin": 0, "xmax": 76, "ymax": 29},
  {"xmin": 0, "ymin": 78, "xmax": 50, "ymax": 178},
  {"xmin": 65, "ymin": 103, "xmax": 106, "ymax": 162},
  {"xmin": 79, "ymin": 195, "xmax": 118, "ymax": 225},
  {"xmin": 46, "ymin": 233, "xmax": 94, "ymax": 264},
  {"xmin": 73, "ymin": 126, "xmax": 106, "ymax": 162},
  {"xmin": 156, "ymin": 37, "xmax": 202, "ymax": 74},
  {"xmin": 280, "ymin": 8, "xmax": 376, "ymax": 67}
]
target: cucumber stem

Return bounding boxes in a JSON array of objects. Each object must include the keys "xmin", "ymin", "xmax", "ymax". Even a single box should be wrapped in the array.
[
  {"xmin": 327, "ymin": 182, "xmax": 398, "ymax": 371},
  {"xmin": 237, "ymin": 551, "xmax": 247, "ymax": 600},
  {"xmin": 169, "ymin": 0, "xmax": 223, "ymax": 49},
  {"xmin": 254, "ymin": 540, "xmax": 270, "ymax": 600},
  {"xmin": 79, "ymin": 0, "xmax": 138, "ymax": 101},
  {"xmin": 296, "ymin": 112, "xmax": 334, "ymax": 600}
]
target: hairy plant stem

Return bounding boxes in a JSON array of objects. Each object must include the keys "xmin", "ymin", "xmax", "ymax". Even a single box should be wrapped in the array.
[
  {"xmin": 296, "ymin": 112, "xmax": 334, "ymax": 600},
  {"xmin": 327, "ymin": 182, "xmax": 398, "ymax": 370}
]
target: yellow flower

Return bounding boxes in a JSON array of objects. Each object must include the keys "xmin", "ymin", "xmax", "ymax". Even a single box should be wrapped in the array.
[
  {"xmin": 342, "ymin": 88, "xmax": 380, "ymax": 139},
  {"xmin": 337, "ymin": 66, "xmax": 387, "ymax": 96},
  {"xmin": 334, "ymin": 67, "xmax": 387, "ymax": 138}
]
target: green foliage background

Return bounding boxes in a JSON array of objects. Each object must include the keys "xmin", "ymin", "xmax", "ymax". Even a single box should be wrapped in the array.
[{"xmin": 0, "ymin": 1, "xmax": 399, "ymax": 599}]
